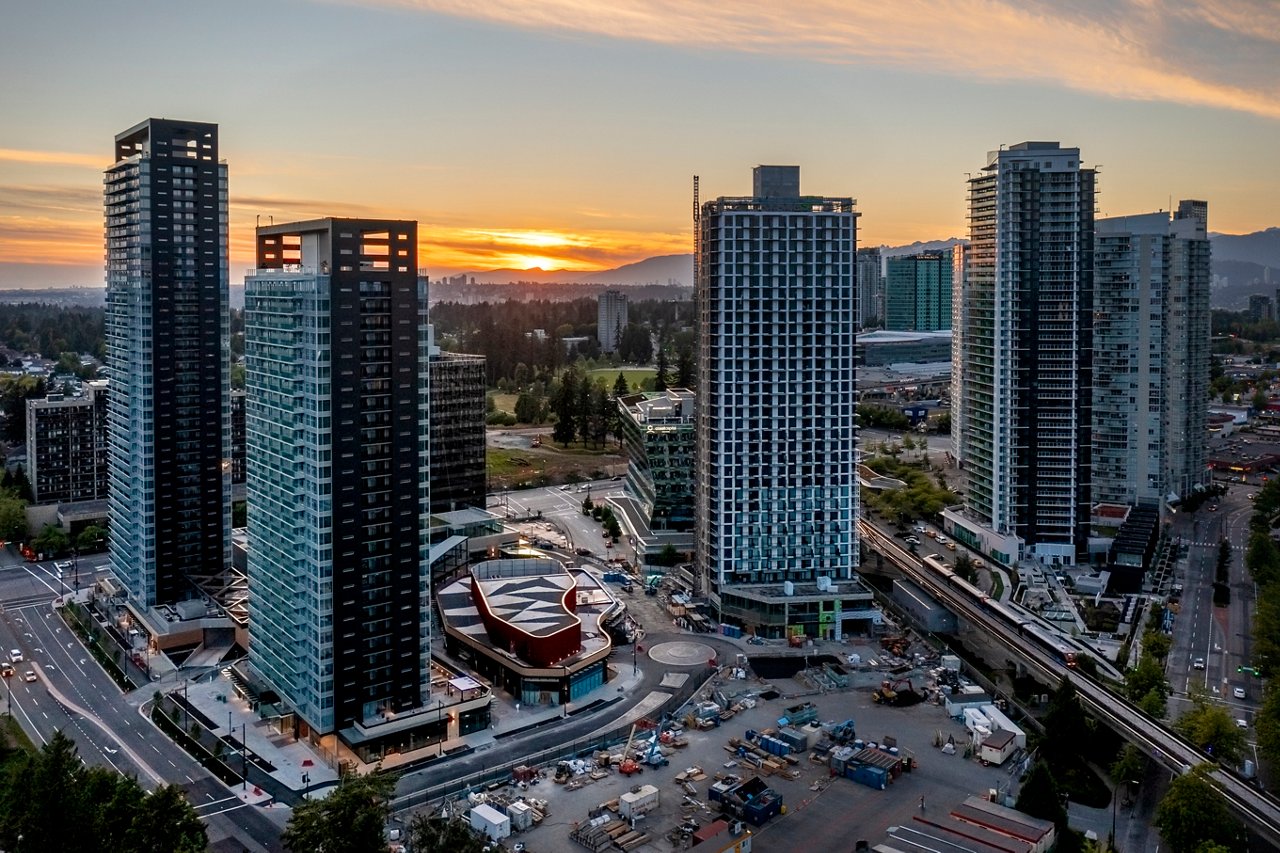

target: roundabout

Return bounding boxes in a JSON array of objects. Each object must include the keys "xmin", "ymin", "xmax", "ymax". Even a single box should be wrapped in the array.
[{"xmin": 646, "ymin": 641, "xmax": 717, "ymax": 667}]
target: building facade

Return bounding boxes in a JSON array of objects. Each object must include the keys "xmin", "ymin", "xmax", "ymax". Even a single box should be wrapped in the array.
[
  {"xmin": 696, "ymin": 166, "xmax": 866, "ymax": 638},
  {"xmin": 618, "ymin": 389, "xmax": 696, "ymax": 531},
  {"xmin": 1094, "ymin": 200, "xmax": 1211, "ymax": 506},
  {"xmin": 104, "ymin": 119, "xmax": 232, "ymax": 609},
  {"xmin": 856, "ymin": 247, "xmax": 883, "ymax": 328},
  {"xmin": 429, "ymin": 350, "xmax": 487, "ymax": 513},
  {"xmin": 26, "ymin": 381, "xmax": 109, "ymax": 505},
  {"xmin": 597, "ymin": 290, "xmax": 629, "ymax": 353},
  {"xmin": 245, "ymin": 219, "xmax": 434, "ymax": 752},
  {"xmin": 230, "ymin": 389, "xmax": 246, "ymax": 485},
  {"xmin": 885, "ymin": 250, "xmax": 953, "ymax": 332},
  {"xmin": 950, "ymin": 244, "xmax": 967, "ymax": 464},
  {"xmin": 950, "ymin": 142, "xmax": 1095, "ymax": 566}
]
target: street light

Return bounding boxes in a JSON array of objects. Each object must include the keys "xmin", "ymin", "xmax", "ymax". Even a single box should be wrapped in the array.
[{"xmin": 1111, "ymin": 779, "xmax": 1138, "ymax": 850}]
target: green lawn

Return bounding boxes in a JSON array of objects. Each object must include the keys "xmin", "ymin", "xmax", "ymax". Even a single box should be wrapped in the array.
[
  {"xmin": 589, "ymin": 367, "xmax": 657, "ymax": 393},
  {"xmin": 489, "ymin": 392, "xmax": 518, "ymax": 415}
]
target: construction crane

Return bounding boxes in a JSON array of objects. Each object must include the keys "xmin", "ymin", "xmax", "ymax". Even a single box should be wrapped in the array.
[{"xmin": 618, "ymin": 718, "xmax": 656, "ymax": 776}]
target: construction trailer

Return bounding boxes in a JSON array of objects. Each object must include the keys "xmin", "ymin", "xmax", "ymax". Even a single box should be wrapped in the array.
[
  {"xmin": 619, "ymin": 784, "xmax": 660, "ymax": 820},
  {"xmin": 978, "ymin": 729, "xmax": 1019, "ymax": 767},
  {"xmin": 469, "ymin": 803, "xmax": 511, "ymax": 840}
]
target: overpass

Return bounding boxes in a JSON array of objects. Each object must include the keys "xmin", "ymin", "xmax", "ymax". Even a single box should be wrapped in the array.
[{"xmin": 859, "ymin": 519, "xmax": 1280, "ymax": 847}]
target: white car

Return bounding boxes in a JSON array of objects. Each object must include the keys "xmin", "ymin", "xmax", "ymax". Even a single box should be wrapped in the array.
[
  {"xmin": 8, "ymin": 649, "xmax": 21, "ymax": 663},
  {"xmin": 913, "ymin": 525, "xmax": 927, "ymax": 533},
  {"xmin": 904, "ymin": 536, "xmax": 921, "ymax": 546},
  {"xmin": 1237, "ymin": 718, "xmax": 1250, "ymax": 730},
  {"xmin": 1193, "ymin": 658, "xmax": 1205, "ymax": 670},
  {"xmin": 936, "ymin": 535, "xmax": 950, "ymax": 545},
  {"xmin": 1234, "ymin": 687, "xmax": 1247, "ymax": 700}
]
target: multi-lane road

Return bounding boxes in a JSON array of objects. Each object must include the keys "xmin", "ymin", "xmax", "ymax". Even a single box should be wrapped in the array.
[{"xmin": 0, "ymin": 550, "xmax": 287, "ymax": 851}]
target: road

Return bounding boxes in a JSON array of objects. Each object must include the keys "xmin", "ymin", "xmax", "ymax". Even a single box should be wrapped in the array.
[
  {"xmin": 1166, "ymin": 478, "xmax": 1264, "ymax": 782},
  {"xmin": 0, "ymin": 548, "xmax": 286, "ymax": 851},
  {"xmin": 490, "ymin": 478, "xmax": 629, "ymax": 561}
]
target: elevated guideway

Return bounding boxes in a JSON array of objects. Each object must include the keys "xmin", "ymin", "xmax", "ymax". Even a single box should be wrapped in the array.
[{"xmin": 858, "ymin": 519, "xmax": 1280, "ymax": 847}]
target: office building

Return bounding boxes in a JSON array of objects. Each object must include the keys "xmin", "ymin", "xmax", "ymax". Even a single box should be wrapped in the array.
[
  {"xmin": 696, "ymin": 166, "xmax": 873, "ymax": 639},
  {"xmin": 885, "ymin": 250, "xmax": 952, "ymax": 332},
  {"xmin": 245, "ymin": 218, "xmax": 436, "ymax": 759},
  {"xmin": 618, "ymin": 389, "xmax": 697, "ymax": 531},
  {"xmin": 104, "ymin": 119, "xmax": 232, "ymax": 609},
  {"xmin": 1094, "ymin": 200, "xmax": 1211, "ymax": 506},
  {"xmin": 597, "ymin": 290, "xmax": 629, "ymax": 353},
  {"xmin": 946, "ymin": 142, "xmax": 1095, "ymax": 567},
  {"xmin": 856, "ymin": 247, "xmax": 883, "ymax": 328},
  {"xmin": 429, "ymin": 349, "xmax": 487, "ymax": 513},
  {"xmin": 26, "ymin": 381, "xmax": 109, "ymax": 505}
]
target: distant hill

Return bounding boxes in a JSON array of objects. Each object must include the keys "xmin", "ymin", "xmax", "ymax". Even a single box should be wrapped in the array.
[
  {"xmin": 1210, "ymin": 228, "xmax": 1280, "ymax": 310},
  {"xmin": 461, "ymin": 254, "xmax": 693, "ymax": 286},
  {"xmin": 880, "ymin": 238, "xmax": 966, "ymax": 258}
]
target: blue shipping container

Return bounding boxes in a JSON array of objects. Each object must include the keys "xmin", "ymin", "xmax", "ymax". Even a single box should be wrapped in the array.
[{"xmin": 847, "ymin": 764, "xmax": 888, "ymax": 790}]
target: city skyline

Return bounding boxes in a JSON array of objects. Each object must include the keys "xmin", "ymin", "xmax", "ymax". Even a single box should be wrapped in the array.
[{"xmin": 2, "ymin": 0, "xmax": 1278, "ymax": 288}]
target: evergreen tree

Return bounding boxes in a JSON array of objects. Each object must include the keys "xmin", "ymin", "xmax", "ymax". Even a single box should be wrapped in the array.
[
  {"xmin": 551, "ymin": 367, "xmax": 580, "ymax": 446},
  {"xmin": 655, "ymin": 349, "xmax": 669, "ymax": 392},
  {"xmin": 613, "ymin": 372, "xmax": 629, "ymax": 397},
  {"xmin": 675, "ymin": 345, "xmax": 695, "ymax": 388},
  {"xmin": 1154, "ymin": 766, "xmax": 1240, "ymax": 853},
  {"xmin": 283, "ymin": 772, "xmax": 395, "ymax": 853},
  {"xmin": 1015, "ymin": 761, "xmax": 1068, "ymax": 829}
]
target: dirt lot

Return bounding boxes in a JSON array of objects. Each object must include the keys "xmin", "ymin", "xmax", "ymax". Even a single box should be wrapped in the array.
[
  {"xmin": 447, "ymin": 656, "xmax": 1025, "ymax": 853},
  {"xmin": 487, "ymin": 439, "xmax": 626, "ymax": 490}
]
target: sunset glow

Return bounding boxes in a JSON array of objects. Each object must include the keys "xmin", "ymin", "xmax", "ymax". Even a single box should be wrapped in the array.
[{"xmin": 0, "ymin": 0, "xmax": 1276, "ymax": 288}]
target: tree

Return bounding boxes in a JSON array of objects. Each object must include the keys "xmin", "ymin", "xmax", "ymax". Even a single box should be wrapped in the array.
[
  {"xmin": 675, "ymin": 344, "xmax": 695, "ymax": 388},
  {"xmin": 654, "ymin": 349, "xmax": 669, "ymax": 392},
  {"xmin": 1143, "ymin": 632, "xmax": 1172, "ymax": 662},
  {"xmin": 954, "ymin": 552, "xmax": 975, "ymax": 583},
  {"xmin": 613, "ymin": 372, "xmax": 630, "ymax": 397},
  {"xmin": 551, "ymin": 367, "xmax": 580, "ymax": 446},
  {"xmin": 1256, "ymin": 682, "xmax": 1280, "ymax": 764},
  {"xmin": 649, "ymin": 544, "xmax": 679, "ymax": 567},
  {"xmin": 124, "ymin": 785, "xmax": 207, "ymax": 853},
  {"xmin": 1041, "ymin": 676, "xmax": 1091, "ymax": 769},
  {"xmin": 1015, "ymin": 761, "xmax": 1067, "ymax": 829},
  {"xmin": 1175, "ymin": 699, "xmax": 1246, "ymax": 764},
  {"xmin": 0, "ymin": 467, "xmax": 32, "ymax": 502},
  {"xmin": 408, "ymin": 815, "xmax": 488, "ymax": 853},
  {"xmin": 514, "ymin": 391, "xmax": 544, "ymax": 424},
  {"xmin": 75, "ymin": 524, "xmax": 107, "ymax": 553},
  {"xmin": 282, "ymin": 772, "xmax": 396, "ymax": 853},
  {"xmin": 1154, "ymin": 766, "xmax": 1240, "ymax": 853},
  {"xmin": 0, "ymin": 492, "xmax": 27, "ymax": 542},
  {"xmin": 1109, "ymin": 744, "xmax": 1145, "ymax": 786},
  {"xmin": 1246, "ymin": 531, "xmax": 1280, "ymax": 588},
  {"xmin": 31, "ymin": 523, "xmax": 69, "ymax": 558}
]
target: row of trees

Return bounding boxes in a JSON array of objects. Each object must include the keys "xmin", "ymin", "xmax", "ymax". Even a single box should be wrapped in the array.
[
  {"xmin": 283, "ymin": 772, "xmax": 487, "ymax": 853},
  {"xmin": 550, "ymin": 366, "xmax": 625, "ymax": 448},
  {"xmin": 0, "ymin": 731, "xmax": 205, "ymax": 852},
  {"xmin": 1244, "ymin": 478, "xmax": 1280, "ymax": 769},
  {"xmin": 0, "ymin": 305, "xmax": 105, "ymax": 362}
]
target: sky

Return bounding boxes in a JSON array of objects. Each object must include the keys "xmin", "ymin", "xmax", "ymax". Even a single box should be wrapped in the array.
[{"xmin": 1, "ymin": 0, "xmax": 1278, "ymax": 288}]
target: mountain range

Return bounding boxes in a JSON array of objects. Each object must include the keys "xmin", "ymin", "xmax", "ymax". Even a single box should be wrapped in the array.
[{"xmin": 454, "ymin": 229, "xmax": 1279, "ymax": 310}]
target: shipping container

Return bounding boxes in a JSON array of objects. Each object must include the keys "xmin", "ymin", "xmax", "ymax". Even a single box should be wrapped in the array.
[
  {"xmin": 847, "ymin": 764, "xmax": 888, "ymax": 790},
  {"xmin": 469, "ymin": 804, "xmax": 511, "ymax": 840}
]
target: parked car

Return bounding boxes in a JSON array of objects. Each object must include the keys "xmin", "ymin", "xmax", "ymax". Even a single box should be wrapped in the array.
[{"xmin": 905, "ymin": 536, "xmax": 921, "ymax": 546}]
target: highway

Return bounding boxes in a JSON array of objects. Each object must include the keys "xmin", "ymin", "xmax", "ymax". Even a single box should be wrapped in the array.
[
  {"xmin": 858, "ymin": 520, "xmax": 1280, "ymax": 848},
  {"xmin": 0, "ymin": 549, "xmax": 287, "ymax": 851}
]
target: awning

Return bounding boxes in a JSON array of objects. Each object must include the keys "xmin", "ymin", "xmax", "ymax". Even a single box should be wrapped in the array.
[{"xmin": 449, "ymin": 675, "xmax": 483, "ymax": 692}]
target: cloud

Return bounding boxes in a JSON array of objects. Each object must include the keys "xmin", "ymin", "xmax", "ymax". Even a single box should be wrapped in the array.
[
  {"xmin": 0, "ymin": 148, "xmax": 103, "ymax": 169},
  {"xmin": 344, "ymin": 0, "xmax": 1280, "ymax": 120}
]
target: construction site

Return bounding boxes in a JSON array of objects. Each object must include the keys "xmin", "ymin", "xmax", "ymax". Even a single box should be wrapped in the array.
[{"xmin": 408, "ymin": 626, "xmax": 1048, "ymax": 853}]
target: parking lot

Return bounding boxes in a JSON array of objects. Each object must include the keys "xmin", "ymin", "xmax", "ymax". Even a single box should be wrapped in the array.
[{"xmin": 439, "ymin": 654, "xmax": 1024, "ymax": 853}]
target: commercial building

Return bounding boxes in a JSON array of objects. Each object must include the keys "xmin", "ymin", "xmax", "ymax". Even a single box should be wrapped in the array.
[
  {"xmin": 104, "ymin": 118, "xmax": 234, "ymax": 611},
  {"xmin": 26, "ymin": 380, "xmax": 108, "ymax": 505},
  {"xmin": 436, "ymin": 557, "xmax": 616, "ymax": 706},
  {"xmin": 429, "ymin": 350, "xmax": 487, "ymax": 513},
  {"xmin": 1094, "ymin": 200, "xmax": 1211, "ymax": 506},
  {"xmin": 885, "ymin": 250, "xmax": 953, "ymax": 332},
  {"xmin": 244, "ymin": 218, "xmax": 441, "ymax": 759},
  {"xmin": 856, "ymin": 247, "xmax": 883, "ymax": 328},
  {"xmin": 597, "ymin": 290, "xmax": 629, "ymax": 353},
  {"xmin": 618, "ymin": 389, "xmax": 696, "ymax": 532},
  {"xmin": 1249, "ymin": 294, "xmax": 1274, "ymax": 323},
  {"xmin": 855, "ymin": 329, "xmax": 951, "ymax": 367},
  {"xmin": 946, "ymin": 142, "xmax": 1095, "ymax": 567},
  {"xmin": 695, "ymin": 166, "xmax": 868, "ymax": 638}
]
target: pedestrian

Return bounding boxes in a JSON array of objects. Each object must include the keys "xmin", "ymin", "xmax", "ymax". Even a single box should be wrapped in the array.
[{"xmin": 919, "ymin": 796, "xmax": 926, "ymax": 811}]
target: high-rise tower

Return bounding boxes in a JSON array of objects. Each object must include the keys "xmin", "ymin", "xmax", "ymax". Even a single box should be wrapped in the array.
[
  {"xmin": 1094, "ymin": 201, "xmax": 1211, "ymax": 506},
  {"xmin": 104, "ymin": 119, "xmax": 233, "ymax": 610},
  {"xmin": 885, "ymin": 250, "xmax": 953, "ymax": 332},
  {"xmin": 695, "ymin": 166, "xmax": 869, "ymax": 639},
  {"xmin": 949, "ymin": 142, "xmax": 1095, "ymax": 567},
  {"xmin": 244, "ymin": 219, "xmax": 433, "ymax": 751}
]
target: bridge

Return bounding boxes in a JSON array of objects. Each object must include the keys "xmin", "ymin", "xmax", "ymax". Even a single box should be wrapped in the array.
[{"xmin": 859, "ymin": 519, "xmax": 1280, "ymax": 847}]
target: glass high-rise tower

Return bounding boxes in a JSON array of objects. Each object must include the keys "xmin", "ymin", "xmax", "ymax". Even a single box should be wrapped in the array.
[
  {"xmin": 245, "ymin": 219, "xmax": 433, "ymax": 751},
  {"xmin": 695, "ymin": 166, "xmax": 866, "ymax": 639},
  {"xmin": 1094, "ymin": 201, "xmax": 1211, "ymax": 506},
  {"xmin": 952, "ymin": 142, "xmax": 1095, "ymax": 566},
  {"xmin": 104, "ymin": 119, "xmax": 233, "ymax": 611}
]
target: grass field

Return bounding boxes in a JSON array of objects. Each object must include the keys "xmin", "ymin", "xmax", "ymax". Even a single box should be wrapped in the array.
[
  {"xmin": 489, "ymin": 392, "xmax": 519, "ymax": 415},
  {"xmin": 588, "ymin": 367, "xmax": 656, "ymax": 393},
  {"xmin": 486, "ymin": 444, "xmax": 625, "ymax": 489}
]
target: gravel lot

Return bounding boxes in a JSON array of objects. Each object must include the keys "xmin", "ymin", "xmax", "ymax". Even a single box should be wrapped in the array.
[{"xmin": 454, "ymin": 657, "xmax": 1025, "ymax": 853}]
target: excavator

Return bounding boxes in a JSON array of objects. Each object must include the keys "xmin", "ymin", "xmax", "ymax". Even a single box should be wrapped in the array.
[{"xmin": 872, "ymin": 678, "xmax": 921, "ymax": 707}]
